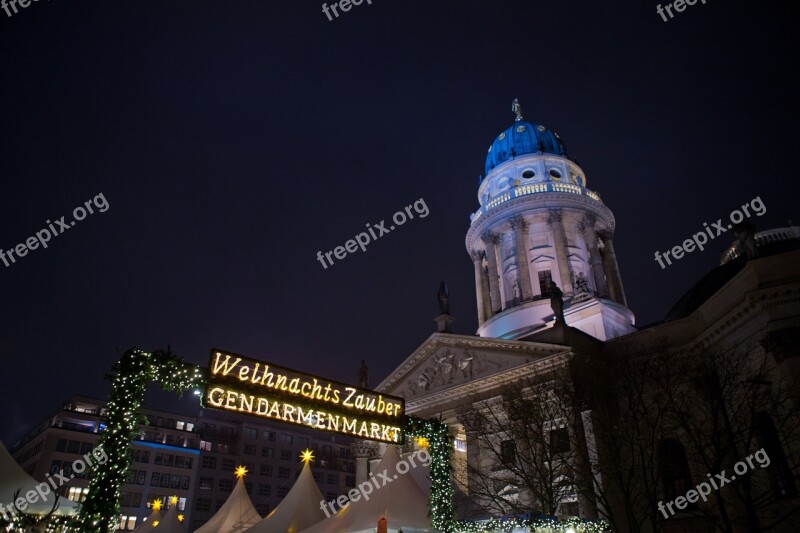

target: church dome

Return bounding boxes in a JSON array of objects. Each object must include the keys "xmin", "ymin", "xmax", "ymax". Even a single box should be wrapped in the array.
[{"xmin": 485, "ymin": 120, "xmax": 569, "ymax": 175}]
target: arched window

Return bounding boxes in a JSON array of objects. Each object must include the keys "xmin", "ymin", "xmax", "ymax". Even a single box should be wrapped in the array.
[
  {"xmin": 659, "ymin": 439, "xmax": 693, "ymax": 503},
  {"xmin": 756, "ymin": 412, "xmax": 797, "ymax": 498}
]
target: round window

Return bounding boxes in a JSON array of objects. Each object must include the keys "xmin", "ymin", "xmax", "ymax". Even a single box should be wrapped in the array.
[
  {"xmin": 522, "ymin": 170, "xmax": 535, "ymax": 180},
  {"xmin": 549, "ymin": 169, "xmax": 562, "ymax": 180}
]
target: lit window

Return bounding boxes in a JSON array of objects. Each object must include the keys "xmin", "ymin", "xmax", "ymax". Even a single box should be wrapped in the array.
[{"xmin": 454, "ymin": 438, "xmax": 467, "ymax": 453}]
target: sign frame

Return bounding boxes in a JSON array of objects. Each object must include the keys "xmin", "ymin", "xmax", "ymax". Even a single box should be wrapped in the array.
[{"xmin": 202, "ymin": 348, "xmax": 406, "ymax": 444}]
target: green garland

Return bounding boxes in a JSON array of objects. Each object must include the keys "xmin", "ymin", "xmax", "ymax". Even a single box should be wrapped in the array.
[
  {"xmin": 404, "ymin": 416, "xmax": 455, "ymax": 531},
  {"xmin": 76, "ymin": 348, "xmax": 206, "ymax": 532},
  {"xmin": 403, "ymin": 416, "xmax": 608, "ymax": 533}
]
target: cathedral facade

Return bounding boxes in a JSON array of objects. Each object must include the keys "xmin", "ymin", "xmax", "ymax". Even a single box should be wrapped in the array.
[{"xmin": 376, "ymin": 105, "xmax": 800, "ymax": 532}]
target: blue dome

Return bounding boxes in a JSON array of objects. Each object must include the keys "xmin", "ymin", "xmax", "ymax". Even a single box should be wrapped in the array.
[{"xmin": 485, "ymin": 121, "xmax": 569, "ymax": 175}]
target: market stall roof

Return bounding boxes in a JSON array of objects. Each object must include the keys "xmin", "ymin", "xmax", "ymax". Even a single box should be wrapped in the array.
[
  {"xmin": 0, "ymin": 439, "xmax": 80, "ymax": 518},
  {"xmin": 300, "ymin": 445, "xmax": 432, "ymax": 533},
  {"xmin": 193, "ymin": 467, "xmax": 261, "ymax": 533},
  {"xmin": 246, "ymin": 457, "xmax": 326, "ymax": 533}
]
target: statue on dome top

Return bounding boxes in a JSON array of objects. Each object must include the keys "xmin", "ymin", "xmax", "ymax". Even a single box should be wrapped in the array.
[{"xmin": 512, "ymin": 98, "xmax": 523, "ymax": 122}]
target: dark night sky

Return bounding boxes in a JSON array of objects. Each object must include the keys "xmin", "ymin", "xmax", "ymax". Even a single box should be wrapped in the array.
[{"xmin": 1, "ymin": 0, "xmax": 798, "ymax": 446}]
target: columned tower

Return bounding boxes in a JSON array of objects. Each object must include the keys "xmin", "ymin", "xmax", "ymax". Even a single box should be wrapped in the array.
[{"xmin": 465, "ymin": 102, "xmax": 635, "ymax": 340}]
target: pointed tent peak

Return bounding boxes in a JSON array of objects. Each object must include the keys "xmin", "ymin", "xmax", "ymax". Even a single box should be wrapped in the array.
[
  {"xmin": 234, "ymin": 465, "xmax": 249, "ymax": 479},
  {"xmin": 132, "ymin": 507, "xmax": 161, "ymax": 533},
  {"xmin": 152, "ymin": 505, "xmax": 185, "ymax": 533},
  {"xmin": 245, "ymin": 451, "xmax": 326, "ymax": 533},
  {"xmin": 374, "ymin": 443, "xmax": 402, "ymax": 471},
  {"xmin": 193, "ymin": 465, "xmax": 261, "ymax": 533}
]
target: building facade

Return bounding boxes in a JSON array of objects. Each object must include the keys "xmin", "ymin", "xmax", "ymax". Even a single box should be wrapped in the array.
[
  {"xmin": 376, "ymin": 106, "xmax": 800, "ymax": 532},
  {"xmin": 12, "ymin": 396, "xmax": 200, "ymax": 531}
]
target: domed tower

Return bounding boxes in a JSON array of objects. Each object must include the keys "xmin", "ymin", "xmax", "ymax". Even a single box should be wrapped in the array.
[{"xmin": 465, "ymin": 101, "xmax": 635, "ymax": 340}]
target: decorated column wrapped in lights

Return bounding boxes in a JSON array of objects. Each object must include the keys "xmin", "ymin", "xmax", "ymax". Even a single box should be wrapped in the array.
[{"xmin": 77, "ymin": 348, "xmax": 206, "ymax": 532}]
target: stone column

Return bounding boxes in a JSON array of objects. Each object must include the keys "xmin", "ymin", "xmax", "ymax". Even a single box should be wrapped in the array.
[
  {"xmin": 471, "ymin": 251, "xmax": 491, "ymax": 324},
  {"xmin": 581, "ymin": 216, "xmax": 608, "ymax": 298},
  {"xmin": 548, "ymin": 209, "xmax": 574, "ymax": 294},
  {"xmin": 351, "ymin": 441, "xmax": 377, "ymax": 485},
  {"xmin": 480, "ymin": 262, "xmax": 492, "ymax": 320},
  {"xmin": 509, "ymin": 216, "xmax": 534, "ymax": 301},
  {"xmin": 482, "ymin": 233, "xmax": 502, "ymax": 314},
  {"xmin": 599, "ymin": 232, "xmax": 627, "ymax": 306}
]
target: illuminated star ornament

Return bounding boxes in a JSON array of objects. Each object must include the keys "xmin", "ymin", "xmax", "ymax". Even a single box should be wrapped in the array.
[
  {"xmin": 178, "ymin": 514, "xmax": 185, "ymax": 522},
  {"xmin": 169, "ymin": 495, "xmax": 179, "ymax": 506},
  {"xmin": 151, "ymin": 499, "xmax": 163, "ymax": 511},
  {"xmin": 300, "ymin": 449, "xmax": 315, "ymax": 465},
  {"xmin": 415, "ymin": 436, "xmax": 429, "ymax": 449},
  {"xmin": 235, "ymin": 465, "xmax": 249, "ymax": 479}
]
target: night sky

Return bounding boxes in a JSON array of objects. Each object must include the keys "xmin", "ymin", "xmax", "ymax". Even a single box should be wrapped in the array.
[{"xmin": 2, "ymin": 0, "xmax": 798, "ymax": 446}]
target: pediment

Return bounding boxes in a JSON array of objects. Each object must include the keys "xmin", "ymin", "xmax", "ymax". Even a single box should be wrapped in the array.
[{"xmin": 376, "ymin": 333, "xmax": 569, "ymax": 405}]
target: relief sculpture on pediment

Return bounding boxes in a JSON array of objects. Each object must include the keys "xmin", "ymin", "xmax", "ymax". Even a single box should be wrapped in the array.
[{"xmin": 403, "ymin": 347, "xmax": 505, "ymax": 398}]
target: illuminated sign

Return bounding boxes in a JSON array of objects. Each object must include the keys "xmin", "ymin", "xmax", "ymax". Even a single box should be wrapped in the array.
[{"xmin": 202, "ymin": 349, "xmax": 405, "ymax": 444}]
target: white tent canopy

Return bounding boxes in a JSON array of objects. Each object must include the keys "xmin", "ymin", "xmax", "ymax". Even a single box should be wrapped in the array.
[
  {"xmin": 300, "ymin": 445, "xmax": 433, "ymax": 533},
  {"xmin": 131, "ymin": 506, "xmax": 161, "ymax": 533},
  {"xmin": 154, "ymin": 504, "xmax": 186, "ymax": 533},
  {"xmin": 246, "ymin": 461, "xmax": 326, "ymax": 533},
  {"xmin": 193, "ymin": 476, "xmax": 261, "ymax": 533},
  {"xmin": 0, "ymin": 439, "xmax": 80, "ymax": 519}
]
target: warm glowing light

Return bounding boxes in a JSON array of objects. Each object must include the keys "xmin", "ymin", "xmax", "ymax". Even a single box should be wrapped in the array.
[
  {"xmin": 169, "ymin": 495, "xmax": 178, "ymax": 506},
  {"xmin": 152, "ymin": 520, "xmax": 160, "ymax": 527},
  {"xmin": 300, "ymin": 449, "xmax": 315, "ymax": 464},
  {"xmin": 151, "ymin": 499, "xmax": 163, "ymax": 511},
  {"xmin": 415, "ymin": 437, "xmax": 429, "ymax": 449},
  {"xmin": 235, "ymin": 465, "xmax": 249, "ymax": 479},
  {"xmin": 178, "ymin": 514, "xmax": 185, "ymax": 522}
]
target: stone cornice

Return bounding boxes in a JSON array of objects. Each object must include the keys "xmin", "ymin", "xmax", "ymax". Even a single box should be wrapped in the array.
[{"xmin": 465, "ymin": 192, "xmax": 615, "ymax": 250}]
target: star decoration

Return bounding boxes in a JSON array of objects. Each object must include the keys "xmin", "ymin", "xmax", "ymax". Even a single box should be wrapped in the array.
[
  {"xmin": 170, "ymin": 495, "xmax": 178, "ymax": 506},
  {"xmin": 178, "ymin": 514, "xmax": 185, "ymax": 522},
  {"xmin": 151, "ymin": 499, "xmax": 162, "ymax": 511},
  {"xmin": 300, "ymin": 449, "xmax": 315, "ymax": 465},
  {"xmin": 235, "ymin": 465, "xmax": 249, "ymax": 479}
]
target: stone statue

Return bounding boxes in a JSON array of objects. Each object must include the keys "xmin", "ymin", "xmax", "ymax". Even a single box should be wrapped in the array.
[
  {"xmin": 357, "ymin": 360, "xmax": 369, "ymax": 389},
  {"xmin": 512, "ymin": 98, "xmax": 523, "ymax": 121},
  {"xmin": 437, "ymin": 282, "xmax": 451, "ymax": 315},
  {"xmin": 574, "ymin": 271, "xmax": 589, "ymax": 293},
  {"xmin": 458, "ymin": 350, "xmax": 474, "ymax": 379},
  {"xmin": 436, "ymin": 350, "xmax": 456, "ymax": 384},
  {"xmin": 733, "ymin": 221, "xmax": 759, "ymax": 259},
  {"xmin": 549, "ymin": 281, "xmax": 565, "ymax": 324}
]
